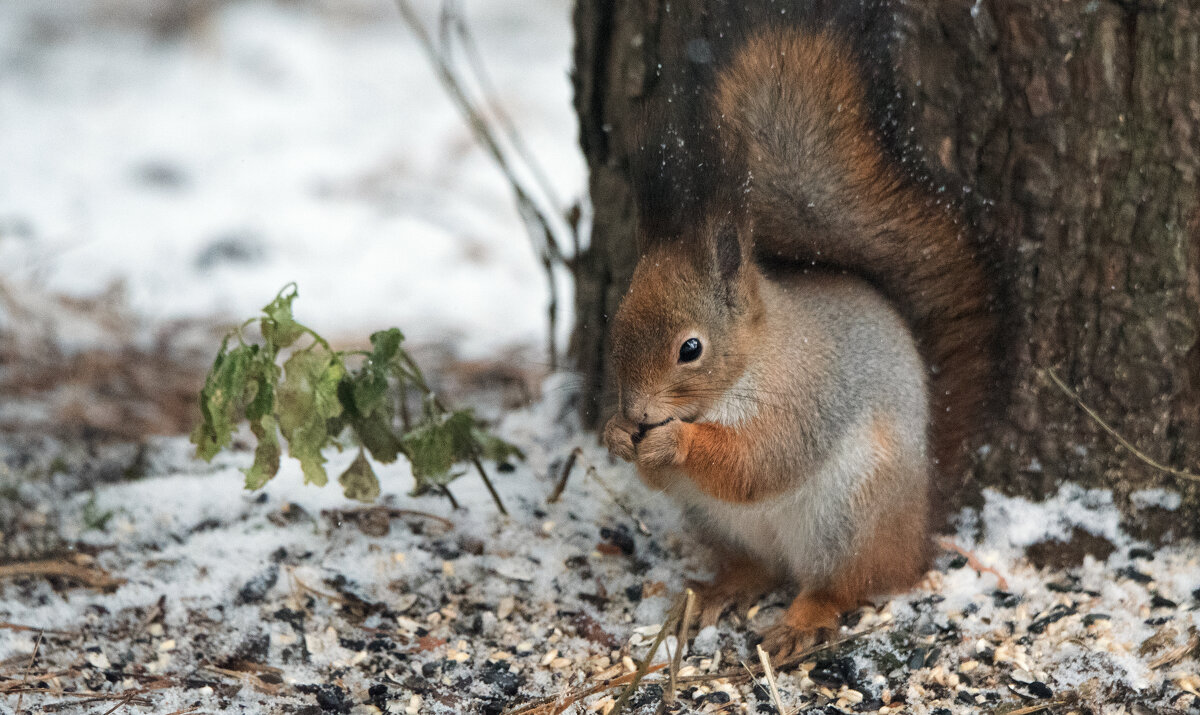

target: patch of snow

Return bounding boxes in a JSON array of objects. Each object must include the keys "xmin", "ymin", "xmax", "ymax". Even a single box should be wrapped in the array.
[{"xmin": 0, "ymin": 0, "xmax": 582, "ymax": 358}]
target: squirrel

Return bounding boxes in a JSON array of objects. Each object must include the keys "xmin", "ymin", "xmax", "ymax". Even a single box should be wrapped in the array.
[{"xmin": 602, "ymin": 22, "xmax": 997, "ymax": 659}]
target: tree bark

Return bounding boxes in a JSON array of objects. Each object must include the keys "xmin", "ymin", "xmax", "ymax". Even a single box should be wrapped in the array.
[{"xmin": 570, "ymin": 0, "xmax": 1200, "ymax": 537}]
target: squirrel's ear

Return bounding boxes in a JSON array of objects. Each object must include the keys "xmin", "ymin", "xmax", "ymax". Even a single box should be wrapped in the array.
[
  {"xmin": 715, "ymin": 219, "xmax": 742, "ymax": 284},
  {"xmin": 711, "ymin": 212, "xmax": 752, "ymax": 288}
]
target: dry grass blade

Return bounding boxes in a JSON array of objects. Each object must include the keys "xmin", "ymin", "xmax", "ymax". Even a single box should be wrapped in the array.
[
  {"xmin": 756, "ymin": 645, "xmax": 788, "ymax": 715},
  {"xmin": 506, "ymin": 663, "xmax": 669, "ymax": 715},
  {"xmin": 1149, "ymin": 627, "xmax": 1200, "ymax": 669},
  {"xmin": 665, "ymin": 589, "xmax": 697, "ymax": 706},
  {"xmin": 0, "ymin": 559, "xmax": 125, "ymax": 590},
  {"xmin": 1041, "ymin": 367, "xmax": 1200, "ymax": 483},
  {"xmin": 610, "ymin": 593, "xmax": 688, "ymax": 715}
]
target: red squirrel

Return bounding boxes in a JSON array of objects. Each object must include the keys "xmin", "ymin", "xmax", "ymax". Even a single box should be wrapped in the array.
[{"xmin": 602, "ymin": 25, "xmax": 997, "ymax": 658}]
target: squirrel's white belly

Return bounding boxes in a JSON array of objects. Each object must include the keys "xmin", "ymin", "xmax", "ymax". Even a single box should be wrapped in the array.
[{"xmin": 665, "ymin": 418, "xmax": 879, "ymax": 584}]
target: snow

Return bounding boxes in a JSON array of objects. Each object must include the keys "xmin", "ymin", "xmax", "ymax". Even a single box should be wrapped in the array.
[{"xmin": 0, "ymin": 0, "xmax": 582, "ymax": 358}]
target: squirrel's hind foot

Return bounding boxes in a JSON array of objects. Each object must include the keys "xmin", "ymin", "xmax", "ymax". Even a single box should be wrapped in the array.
[{"xmin": 757, "ymin": 590, "xmax": 851, "ymax": 662}]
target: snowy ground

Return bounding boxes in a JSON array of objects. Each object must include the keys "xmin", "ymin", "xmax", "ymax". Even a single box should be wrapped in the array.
[
  {"xmin": 2, "ymin": 381, "xmax": 1199, "ymax": 714},
  {"xmin": 0, "ymin": 0, "xmax": 581, "ymax": 357},
  {"xmin": 2, "ymin": 1, "xmax": 1200, "ymax": 714}
]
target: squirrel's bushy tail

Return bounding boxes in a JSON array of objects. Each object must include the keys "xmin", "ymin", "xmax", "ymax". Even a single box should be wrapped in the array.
[{"xmin": 714, "ymin": 29, "xmax": 997, "ymax": 498}]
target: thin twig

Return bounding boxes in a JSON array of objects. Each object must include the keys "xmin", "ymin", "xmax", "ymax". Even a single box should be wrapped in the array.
[
  {"xmin": 1041, "ymin": 367, "xmax": 1200, "ymax": 483},
  {"xmin": 471, "ymin": 457, "xmax": 509, "ymax": 516},
  {"xmin": 440, "ymin": 484, "xmax": 461, "ymax": 510},
  {"xmin": 0, "ymin": 622, "xmax": 76, "ymax": 637},
  {"xmin": 100, "ymin": 690, "xmax": 139, "ymax": 715},
  {"xmin": 443, "ymin": 2, "xmax": 566, "ymax": 218},
  {"xmin": 610, "ymin": 594, "xmax": 689, "ymax": 715},
  {"xmin": 585, "ymin": 466, "xmax": 652, "ymax": 536},
  {"xmin": 756, "ymin": 644, "xmax": 788, "ymax": 715},
  {"xmin": 0, "ymin": 560, "xmax": 125, "ymax": 590},
  {"xmin": 547, "ymin": 447, "xmax": 581, "ymax": 504},
  {"xmin": 393, "ymin": 0, "xmax": 569, "ymax": 367},
  {"xmin": 14, "ymin": 630, "xmax": 41, "ymax": 714}
]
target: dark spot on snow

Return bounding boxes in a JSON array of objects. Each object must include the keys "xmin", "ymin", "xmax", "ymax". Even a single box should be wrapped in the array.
[
  {"xmin": 1083, "ymin": 613, "xmax": 1111, "ymax": 626},
  {"xmin": 956, "ymin": 691, "xmax": 976, "ymax": 705},
  {"xmin": 992, "ymin": 590, "xmax": 1021, "ymax": 608},
  {"xmin": 1028, "ymin": 681, "xmax": 1054, "ymax": 698},
  {"xmin": 368, "ymin": 683, "xmax": 389, "ymax": 710},
  {"xmin": 427, "ymin": 539, "xmax": 461, "ymax": 560},
  {"xmin": 296, "ymin": 683, "xmax": 352, "ymax": 714},
  {"xmin": 931, "ymin": 709, "xmax": 952, "ymax": 715},
  {"xmin": 480, "ymin": 660, "xmax": 524, "ymax": 698},
  {"xmin": 705, "ymin": 689, "xmax": 731, "ymax": 704},
  {"xmin": 1150, "ymin": 593, "xmax": 1177, "ymax": 609},
  {"xmin": 630, "ymin": 683, "xmax": 664, "ymax": 707},
  {"xmin": 497, "ymin": 461, "xmax": 516, "ymax": 473},
  {"xmin": 599, "ymin": 524, "xmax": 636, "ymax": 555},
  {"xmin": 460, "ymin": 537, "xmax": 485, "ymax": 556},
  {"xmin": 1118, "ymin": 566, "xmax": 1153, "ymax": 583},
  {"xmin": 194, "ymin": 232, "xmax": 267, "ymax": 271},
  {"xmin": 811, "ymin": 657, "xmax": 858, "ymax": 689},
  {"xmin": 1129, "ymin": 547, "xmax": 1154, "ymax": 560},
  {"xmin": 422, "ymin": 661, "xmax": 440, "ymax": 678},
  {"xmin": 625, "ymin": 584, "xmax": 643, "ymax": 602},
  {"xmin": 1145, "ymin": 616, "xmax": 1170, "ymax": 626},
  {"xmin": 235, "ymin": 565, "xmax": 279, "ymax": 605},
  {"xmin": 906, "ymin": 646, "xmax": 940, "ymax": 670},
  {"xmin": 270, "ymin": 546, "xmax": 288, "ymax": 563},
  {"xmin": 273, "ymin": 607, "xmax": 306, "ymax": 632},
  {"xmin": 1028, "ymin": 604, "xmax": 1077, "ymax": 634},
  {"xmin": 132, "ymin": 160, "xmax": 188, "ymax": 188},
  {"xmin": 947, "ymin": 554, "xmax": 968, "ymax": 570}
]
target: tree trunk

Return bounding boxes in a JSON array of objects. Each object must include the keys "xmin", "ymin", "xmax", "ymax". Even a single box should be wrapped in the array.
[{"xmin": 570, "ymin": 0, "xmax": 1200, "ymax": 537}]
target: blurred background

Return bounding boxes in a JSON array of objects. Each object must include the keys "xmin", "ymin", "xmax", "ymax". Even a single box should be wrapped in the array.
[{"xmin": 0, "ymin": 0, "xmax": 582, "ymax": 441}]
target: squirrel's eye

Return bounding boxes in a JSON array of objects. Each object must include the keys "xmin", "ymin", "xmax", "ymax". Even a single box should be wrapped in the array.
[{"xmin": 678, "ymin": 337, "xmax": 702, "ymax": 363}]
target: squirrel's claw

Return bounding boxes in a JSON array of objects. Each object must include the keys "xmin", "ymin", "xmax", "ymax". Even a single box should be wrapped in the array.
[{"xmin": 758, "ymin": 621, "xmax": 829, "ymax": 663}]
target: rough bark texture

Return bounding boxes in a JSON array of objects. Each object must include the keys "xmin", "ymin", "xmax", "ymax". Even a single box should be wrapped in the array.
[{"xmin": 570, "ymin": 0, "xmax": 1200, "ymax": 536}]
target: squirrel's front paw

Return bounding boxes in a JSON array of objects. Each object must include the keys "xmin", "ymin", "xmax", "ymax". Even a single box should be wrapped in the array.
[
  {"xmin": 603, "ymin": 415, "xmax": 637, "ymax": 462},
  {"xmin": 635, "ymin": 418, "xmax": 690, "ymax": 468}
]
